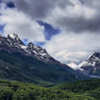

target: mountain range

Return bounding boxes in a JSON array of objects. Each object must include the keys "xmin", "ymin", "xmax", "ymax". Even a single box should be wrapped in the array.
[{"xmin": 0, "ymin": 33, "xmax": 87, "ymax": 86}]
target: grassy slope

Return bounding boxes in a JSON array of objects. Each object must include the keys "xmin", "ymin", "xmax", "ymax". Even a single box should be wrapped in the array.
[{"xmin": 0, "ymin": 79, "xmax": 100, "ymax": 100}]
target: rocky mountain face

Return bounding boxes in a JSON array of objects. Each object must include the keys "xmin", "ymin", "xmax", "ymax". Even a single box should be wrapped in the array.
[
  {"xmin": 0, "ymin": 33, "xmax": 86, "ymax": 85},
  {"xmin": 79, "ymin": 52, "xmax": 100, "ymax": 78},
  {"xmin": 0, "ymin": 34, "xmax": 57, "ymax": 63}
]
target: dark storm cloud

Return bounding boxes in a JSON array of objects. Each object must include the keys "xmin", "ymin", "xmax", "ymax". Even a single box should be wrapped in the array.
[
  {"xmin": 2, "ymin": 0, "xmax": 55, "ymax": 18},
  {"xmin": 63, "ymin": 0, "xmax": 100, "ymax": 33},
  {"xmin": 56, "ymin": 14, "xmax": 100, "ymax": 33},
  {"xmin": 47, "ymin": 0, "xmax": 100, "ymax": 33},
  {"xmin": 2, "ymin": 0, "xmax": 72, "ymax": 19},
  {"xmin": 79, "ymin": 0, "xmax": 100, "ymax": 8},
  {"xmin": 14, "ymin": 0, "xmax": 55, "ymax": 19}
]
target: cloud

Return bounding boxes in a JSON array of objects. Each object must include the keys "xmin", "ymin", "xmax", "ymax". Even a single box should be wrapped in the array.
[
  {"xmin": 45, "ymin": 0, "xmax": 99, "ymax": 33},
  {"xmin": 44, "ymin": 31, "xmax": 100, "ymax": 64},
  {"xmin": 0, "ymin": 4, "xmax": 45, "ymax": 42},
  {"xmin": 80, "ymin": 0, "xmax": 100, "ymax": 8},
  {"xmin": 2, "ymin": 0, "xmax": 100, "ymax": 33},
  {"xmin": 2, "ymin": 0, "xmax": 72, "ymax": 19}
]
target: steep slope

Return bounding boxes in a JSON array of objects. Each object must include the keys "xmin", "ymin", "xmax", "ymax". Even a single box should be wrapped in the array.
[
  {"xmin": 0, "ymin": 34, "xmax": 83, "ymax": 85},
  {"xmin": 79, "ymin": 52, "xmax": 100, "ymax": 77}
]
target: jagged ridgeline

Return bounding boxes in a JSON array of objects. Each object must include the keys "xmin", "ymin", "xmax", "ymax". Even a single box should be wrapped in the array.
[
  {"xmin": 80, "ymin": 52, "xmax": 100, "ymax": 78},
  {"xmin": 0, "ymin": 34, "xmax": 86, "ymax": 85}
]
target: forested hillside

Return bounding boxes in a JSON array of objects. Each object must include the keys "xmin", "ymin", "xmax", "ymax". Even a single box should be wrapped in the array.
[{"xmin": 0, "ymin": 79, "xmax": 100, "ymax": 100}]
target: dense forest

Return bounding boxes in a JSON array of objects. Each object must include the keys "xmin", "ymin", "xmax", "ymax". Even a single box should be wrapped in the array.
[{"xmin": 0, "ymin": 79, "xmax": 100, "ymax": 100}]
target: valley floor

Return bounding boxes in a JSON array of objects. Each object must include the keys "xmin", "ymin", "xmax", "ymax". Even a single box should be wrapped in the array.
[{"xmin": 0, "ymin": 79, "xmax": 100, "ymax": 100}]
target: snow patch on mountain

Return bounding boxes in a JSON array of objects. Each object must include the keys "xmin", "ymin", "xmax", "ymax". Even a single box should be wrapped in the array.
[{"xmin": 68, "ymin": 62, "xmax": 79, "ymax": 70}]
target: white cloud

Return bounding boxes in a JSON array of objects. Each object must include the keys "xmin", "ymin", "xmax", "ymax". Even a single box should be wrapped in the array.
[
  {"xmin": 0, "ymin": 4, "xmax": 45, "ymax": 42},
  {"xmin": 44, "ymin": 31, "xmax": 100, "ymax": 65},
  {"xmin": 44, "ymin": 0, "xmax": 96, "ymax": 29}
]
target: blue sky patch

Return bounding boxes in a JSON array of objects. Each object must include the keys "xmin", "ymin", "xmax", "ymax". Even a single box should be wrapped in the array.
[
  {"xmin": 22, "ymin": 39, "xmax": 45, "ymax": 47},
  {"xmin": 0, "ymin": 24, "xmax": 5, "ymax": 34},
  {"xmin": 6, "ymin": 2, "xmax": 15, "ymax": 8},
  {"xmin": 34, "ymin": 42, "xmax": 46, "ymax": 47},
  {"xmin": 22, "ymin": 38, "xmax": 29, "ymax": 45},
  {"xmin": 38, "ymin": 21, "xmax": 60, "ymax": 40},
  {"xmin": 0, "ymin": 0, "xmax": 2, "ymax": 3}
]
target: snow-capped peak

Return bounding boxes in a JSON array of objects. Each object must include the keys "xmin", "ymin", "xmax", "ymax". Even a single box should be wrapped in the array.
[
  {"xmin": 79, "ymin": 61, "xmax": 95, "ymax": 67},
  {"xmin": 88, "ymin": 52, "xmax": 100, "ymax": 62},
  {"xmin": 79, "ymin": 52, "xmax": 100, "ymax": 68},
  {"xmin": 0, "ymin": 33, "xmax": 57, "ymax": 63},
  {"xmin": 27, "ymin": 42, "xmax": 50, "ymax": 60},
  {"xmin": 7, "ymin": 33, "xmax": 24, "ymax": 46},
  {"xmin": 68, "ymin": 62, "xmax": 79, "ymax": 70},
  {"xmin": 78, "ymin": 52, "xmax": 100, "ymax": 77},
  {"xmin": 8, "ymin": 33, "xmax": 19, "ymax": 40}
]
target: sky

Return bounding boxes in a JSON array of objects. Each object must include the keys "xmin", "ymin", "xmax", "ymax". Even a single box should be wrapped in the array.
[{"xmin": 0, "ymin": 0, "xmax": 100, "ymax": 68}]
